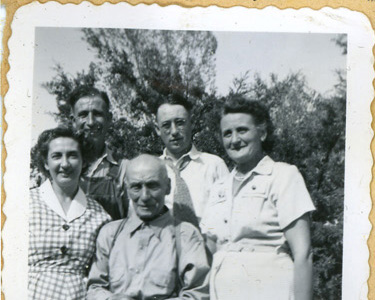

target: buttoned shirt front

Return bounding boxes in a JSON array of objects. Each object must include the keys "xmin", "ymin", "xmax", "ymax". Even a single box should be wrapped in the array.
[
  {"xmin": 200, "ymin": 156, "xmax": 316, "ymax": 253},
  {"xmin": 80, "ymin": 147, "xmax": 128, "ymax": 220},
  {"xmin": 87, "ymin": 210, "xmax": 210, "ymax": 300},
  {"xmin": 161, "ymin": 145, "xmax": 229, "ymax": 220},
  {"xmin": 85, "ymin": 147, "xmax": 126, "ymax": 179}
]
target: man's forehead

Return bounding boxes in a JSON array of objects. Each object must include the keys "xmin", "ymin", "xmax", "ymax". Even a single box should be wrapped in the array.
[
  {"xmin": 127, "ymin": 165, "xmax": 164, "ymax": 182},
  {"xmin": 73, "ymin": 95, "xmax": 109, "ymax": 111},
  {"xmin": 127, "ymin": 156, "xmax": 167, "ymax": 178},
  {"xmin": 127, "ymin": 171, "xmax": 162, "ymax": 182},
  {"xmin": 156, "ymin": 103, "xmax": 190, "ymax": 120}
]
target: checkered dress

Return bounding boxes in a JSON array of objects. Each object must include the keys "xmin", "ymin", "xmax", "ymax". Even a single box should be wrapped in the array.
[{"xmin": 28, "ymin": 187, "xmax": 111, "ymax": 300}]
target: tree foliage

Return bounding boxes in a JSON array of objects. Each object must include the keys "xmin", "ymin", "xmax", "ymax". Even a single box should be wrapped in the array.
[
  {"xmin": 36, "ymin": 29, "xmax": 346, "ymax": 299},
  {"xmin": 82, "ymin": 28, "xmax": 217, "ymax": 121},
  {"xmin": 42, "ymin": 28, "xmax": 218, "ymax": 158}
]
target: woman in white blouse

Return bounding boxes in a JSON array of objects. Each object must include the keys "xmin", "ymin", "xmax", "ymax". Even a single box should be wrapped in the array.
[
  {"xmin": 28, "ymin": 127, "xmax": 111, "ymax": 300},
  {"xmin": 201, "ymin": 96, "xmax": 315, "ymax": 300}
]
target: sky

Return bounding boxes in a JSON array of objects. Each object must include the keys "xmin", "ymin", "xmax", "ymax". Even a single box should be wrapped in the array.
[{"xmin": 32, "ymin": 27, "xmax": 346, "ymax": 143}]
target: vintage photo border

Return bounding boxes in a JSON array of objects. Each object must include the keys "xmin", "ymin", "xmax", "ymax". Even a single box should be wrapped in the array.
[{"xmin": 2, "ymin": 2, "xmax": 375, "ymax": 299}]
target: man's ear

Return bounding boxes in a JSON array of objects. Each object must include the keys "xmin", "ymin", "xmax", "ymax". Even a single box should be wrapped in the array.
[
  {"xmin": 70, "ymin": 113, "xmax": 75, "ymax": 123},
  {"xmin": 44, "ymin": 163, "xmax": 49, "ymax": 172},
  {"xmin": 81, "ymin": 160, "xmax": 88, "ymax": 170},
  {"xmin": 152, "ymin": 113, "xmax": 161, "ymax": 137},
  {"xmin": 155, "ymin": 120, "xmax": 161, "ymax": 137}
]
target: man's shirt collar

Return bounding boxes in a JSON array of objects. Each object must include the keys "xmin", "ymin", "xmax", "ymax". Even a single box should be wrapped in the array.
[
  {"xmin": 127, "ymin": 208, "xmax": 173, "ymax": 240},
  {"xmin": 105, "ymin": 147, "xmax": 118, "ymax": 165},
  {"xmin": 162, "ymin": 144, "xmax": 201, "ymax": 163},
  {"xmin": 86, "ymin": 146, "xmax": 118, "ymax": 176}
]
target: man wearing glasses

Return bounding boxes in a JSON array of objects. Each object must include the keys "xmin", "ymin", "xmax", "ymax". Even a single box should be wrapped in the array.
[{"xmin": 155, "ymin": 94, "xmax": 228, "ymax": 227}]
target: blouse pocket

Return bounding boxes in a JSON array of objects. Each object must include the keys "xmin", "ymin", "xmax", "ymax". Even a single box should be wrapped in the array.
[{"xmin": 235, "ymin": 180, "xmax": 269, "ymax": 228}]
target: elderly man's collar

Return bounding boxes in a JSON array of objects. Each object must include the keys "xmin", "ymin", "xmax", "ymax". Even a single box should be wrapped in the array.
[{"xmin": 128, "ymin": 206, "xmax": 171, "ymax": 239}]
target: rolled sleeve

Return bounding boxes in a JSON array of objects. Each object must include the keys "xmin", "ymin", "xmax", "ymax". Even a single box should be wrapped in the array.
[{"xmin": 274, "ymin": 165, "xmax": 316, "ymax": 229}]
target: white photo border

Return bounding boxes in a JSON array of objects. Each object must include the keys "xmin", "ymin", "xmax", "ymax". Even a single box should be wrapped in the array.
[{"xmin": 3, "ymin": 3, "xmax": 374, "ymax": 299}]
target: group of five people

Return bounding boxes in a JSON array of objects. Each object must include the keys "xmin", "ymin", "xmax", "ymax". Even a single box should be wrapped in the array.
[{"xmin": 29, "ymin": 86, "xmax": 315, "ymax": 299}]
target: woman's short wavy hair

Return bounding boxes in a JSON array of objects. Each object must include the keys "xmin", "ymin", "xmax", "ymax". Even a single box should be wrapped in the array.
[
  {"xmin": 221, "ymin": 95, "xmax": 274, "ymax": 152},
  {"xmin": 33, "ymin": 127, "xmax": 87, "ymax": 178}
]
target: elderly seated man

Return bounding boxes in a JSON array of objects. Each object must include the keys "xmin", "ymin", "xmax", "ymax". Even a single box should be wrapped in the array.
[{"xmin": 87, "ymin": 154, "xmax": 210, "ymax": 300}]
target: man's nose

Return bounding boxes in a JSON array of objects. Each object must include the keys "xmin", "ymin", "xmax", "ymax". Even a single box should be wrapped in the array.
[
  {"xmin": 140, "ymin": 186, "xmax": 150, "ymax": 200},
  {"xmin": 170, "ymin": 122, "xmax": 178, "ymax": 135},
  {"xmin": 86, "ymin": 112, "xmax": 95, "ymax": 126}
]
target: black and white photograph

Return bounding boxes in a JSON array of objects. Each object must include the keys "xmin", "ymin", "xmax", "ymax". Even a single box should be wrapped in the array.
[{"xmin": 2, "ymin": 4, "xmax": 374, "ymax": 300}]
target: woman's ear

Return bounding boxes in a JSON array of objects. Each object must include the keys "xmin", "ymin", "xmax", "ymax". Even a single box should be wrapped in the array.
[
  {"xmin": 258, "ymin": 124, "xmax": 267, "ymax": 142},
  {"xmin": 261, "ymin": 132, "xmax": 267, "ymax": 142},
  {"xmin": 80, "ymin": 160, "xmax": 88, "ymax": 176}
]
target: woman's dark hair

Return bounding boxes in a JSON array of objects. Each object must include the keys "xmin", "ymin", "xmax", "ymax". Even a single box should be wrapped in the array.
[
  {"xmin": 221, "ymin": 95, "xmax": 274, "ymax": 152},
  {"xmin": 33, "ymin": 127, "xmax": 87, "ymax": 178}
]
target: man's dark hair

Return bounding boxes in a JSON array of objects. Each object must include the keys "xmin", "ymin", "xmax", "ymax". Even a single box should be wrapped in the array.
[
  {"xmin": 33, "ymin": 126, "xmax": 88, "ymax": 178},
  {"xmin": 221, "ymin": 94, "xmax": 274, "ymax": 152},
  {"xmin": 68, "ymin": 86, "xmax": 110, "ymax": 111},
  {"xmin": 154, "ymin": 92, "xmax": 193, "ymax": 116}
]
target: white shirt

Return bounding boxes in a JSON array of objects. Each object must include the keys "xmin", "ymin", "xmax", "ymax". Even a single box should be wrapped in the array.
[
  {"xmin": 200, "ymin": 156, "xmax": 316, "ymax": 251},
  {"xmin": 40, "ymin": 180, "xmax": 87, "ymax": 222},
  {"xmin": 161, "ymin": 145, "xmax": 229, "ymax": 220}
]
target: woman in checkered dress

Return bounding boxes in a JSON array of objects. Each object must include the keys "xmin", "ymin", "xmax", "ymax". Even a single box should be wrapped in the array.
[{"xmin": 28, "ymin": 127, "xmax": 111, "ymax": 300}]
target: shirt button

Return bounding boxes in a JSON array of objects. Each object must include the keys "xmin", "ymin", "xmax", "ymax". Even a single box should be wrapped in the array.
[
  {"xmin": 252, "ymin": 185, "xmax": 256, "ymax": 190},
  {"xmin": 224, "ymin": 219, "xmax": 228, "ymax": 223},
  {"xmin": 60, "ymin": 246, "xmax": 68, "ymax": 254},
  {"xmin": 62, "ymin": 224, "xmax": 70, "ymax": 231}
]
